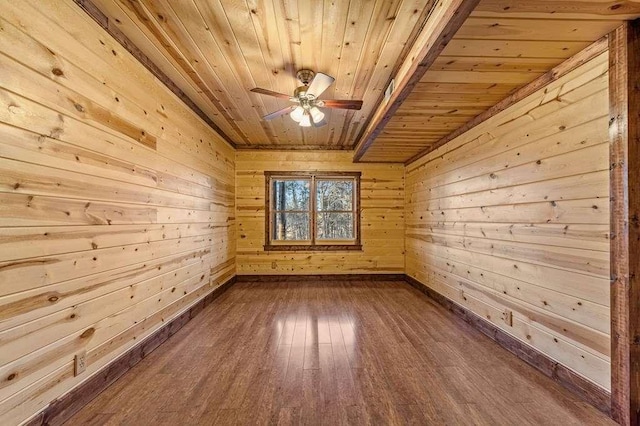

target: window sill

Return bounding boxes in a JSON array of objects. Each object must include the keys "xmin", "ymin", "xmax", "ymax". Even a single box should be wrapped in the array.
[{"xmin": 263, "ymin": 244, "xmax": 363, "ymax": 252}]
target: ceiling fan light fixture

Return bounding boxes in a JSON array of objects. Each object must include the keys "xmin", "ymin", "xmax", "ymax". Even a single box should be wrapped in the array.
[
  {"xmin": 299, "ymin": 112, "xmax": 312, "ymax": 127},
  {"xmin": 309, "ymin": 106, "xmax": 325, "ymax": 123},
  {"xmin": 251, "ymin": 69, "xmax": 363, "ymax": 127},
  {"xmin": 290, "ymin": 106, "xmax": 305, "ymax": 122}
]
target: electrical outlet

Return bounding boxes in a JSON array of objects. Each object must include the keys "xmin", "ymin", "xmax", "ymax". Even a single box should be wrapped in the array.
[
  {"xmin": 501, "ymin": 309, "xmax": 513, "ymax": 327},
  {"xmin": 74, "ymin": 350, "xmax": 87, "ymax": 376}
]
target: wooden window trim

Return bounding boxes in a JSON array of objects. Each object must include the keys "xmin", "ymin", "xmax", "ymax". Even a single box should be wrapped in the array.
[{"xmin": 264, "ymin": 171, "xmax": 362, "ymax": 251}]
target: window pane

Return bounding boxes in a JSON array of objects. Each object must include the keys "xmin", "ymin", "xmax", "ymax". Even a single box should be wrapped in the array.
[
  {"xmin": 316, "ymin": 180, "xmax": 353, "ymax": 211},
  {"xmin": 317, "ymin": 213, "xmax": 354, "ymax": 240},
  {"xmin": 273, "ymin": 212, "xmax": 310, "ymax": 241},
  {"xmin": 272, "ymin": 179, "xmax": 310, "ymax": 211}
]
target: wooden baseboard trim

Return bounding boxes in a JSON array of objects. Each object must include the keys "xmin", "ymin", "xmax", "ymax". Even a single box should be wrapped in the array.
[
  {"xmin": 25, "ymin": 276, "xmax": 237, "ymax": 426},
  {"xmin": 403, "ymin": 275, "xmax": 611, "ymax": 416},
  {"xmin": 236, "ymin": 274, "xmax": 406, "ymax": 282}
]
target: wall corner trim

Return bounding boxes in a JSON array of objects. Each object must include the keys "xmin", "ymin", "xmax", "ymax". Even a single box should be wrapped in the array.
[
  {"xmin": 609, "ymin": 19, "xmax": 640, "ymax": 426},
  {"xmin": 72, "ymin": 0, "xmax": 237, "ymax": 149}
]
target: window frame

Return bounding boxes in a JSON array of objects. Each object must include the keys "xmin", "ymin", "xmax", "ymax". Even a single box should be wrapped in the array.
[{"xmin": 264, "ymin": 171, "xmax": 362, "ymax": 251}]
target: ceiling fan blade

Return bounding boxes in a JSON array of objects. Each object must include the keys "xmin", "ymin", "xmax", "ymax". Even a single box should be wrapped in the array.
[
  {"xmin": 321, "ymin": 99, "xmax": 363, "ymax": 110},
  {"xmin": 262, "ymin": 106, "xmax": 294, "ymax": 121},
  {"xmin": 306, "ymin": 72, "xmax": 335, "ymax": 98},
  {"xmin": 251, "ymin": 87, "xmax": 292, "ymax": 100}
]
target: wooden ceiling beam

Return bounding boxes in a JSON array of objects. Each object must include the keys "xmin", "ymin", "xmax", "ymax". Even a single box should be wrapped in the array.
[{"xmin": 352, "ymin": 0, "xmax": 480, "ymax": 162}]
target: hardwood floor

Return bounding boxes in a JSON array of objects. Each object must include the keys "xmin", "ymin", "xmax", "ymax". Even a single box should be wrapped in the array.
[{"xmin": 67, "ymin": 280, "xmax": 613, "ymax": 425}]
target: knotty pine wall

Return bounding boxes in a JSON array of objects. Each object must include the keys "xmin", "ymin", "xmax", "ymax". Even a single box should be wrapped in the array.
[
  {"xmin": 236, "ymin": 151, "xmax": 404, "ymax": 275},
  {"xmin": 0, "ymin": 1, "xmax": 235, "ymax": 424},
  {"xmin": 405, "ymin": 53, "xmax": 610, "ymax": 389}
]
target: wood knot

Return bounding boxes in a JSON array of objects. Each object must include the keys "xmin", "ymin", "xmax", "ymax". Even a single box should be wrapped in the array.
[
  {"xmin": 52, "ymin": 68, "xmax": 64, "ymax": 76},
  {"xmin": 48, "ymin": 295, "xmax": 59, "ymax": 302},
  {"xmin": 8, "ymin": 102, "xmax": 21, "ymax": 114},
  {"xmin": 80, "ymin": 328, "xmax": 95, "ymax": 339},
  {"xmin": 7, "ymin": 373, "xmax": 16, "ymax": 381},
  {"xmin": 73, "ymin": 103, "xmax": 85, "ymax": 113}
]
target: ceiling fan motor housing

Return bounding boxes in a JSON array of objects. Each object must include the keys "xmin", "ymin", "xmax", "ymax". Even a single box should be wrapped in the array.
[{"xmin": 296, "ymin": 69, "xmax": 316, "ymax": 86}]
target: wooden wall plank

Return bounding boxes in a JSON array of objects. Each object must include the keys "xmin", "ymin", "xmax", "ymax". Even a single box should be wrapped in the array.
[
  {"xmin": 0, "ymin": 1, "xmax": 235, "ymax": 424},
  {"xmin": 405, "ymin": 52, "xmax": 611, "ymax": 390},
  {"xmin": 235, "ymin": 151, "xmax": 404, "ymax": 275},
  {"xmin": 72, "ymin": 0, "xmax": 238, "ymax": 147}
]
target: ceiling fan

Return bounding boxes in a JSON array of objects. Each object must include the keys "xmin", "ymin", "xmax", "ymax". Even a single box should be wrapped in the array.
[{"xmin": 250, "ymin": 69, "xmax": 363, "ymax": 128}]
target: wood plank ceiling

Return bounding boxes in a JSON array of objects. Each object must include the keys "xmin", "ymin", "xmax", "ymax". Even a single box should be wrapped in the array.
[
  {"xmin": 357, "ymin": 0, "xmax": 640, "ymax": 162},
  {"xmin": 85, "ymin": 0, "xmax": 640, "ymax": 160},
  {"xmin": 88, "ymin": 0, "xmax": 436, "ymax": 149}
]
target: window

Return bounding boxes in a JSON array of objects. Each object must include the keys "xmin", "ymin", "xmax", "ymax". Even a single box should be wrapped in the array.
[{"xmin": 264, "ymin": 171, "xmax": 361, "ymax": 251}]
